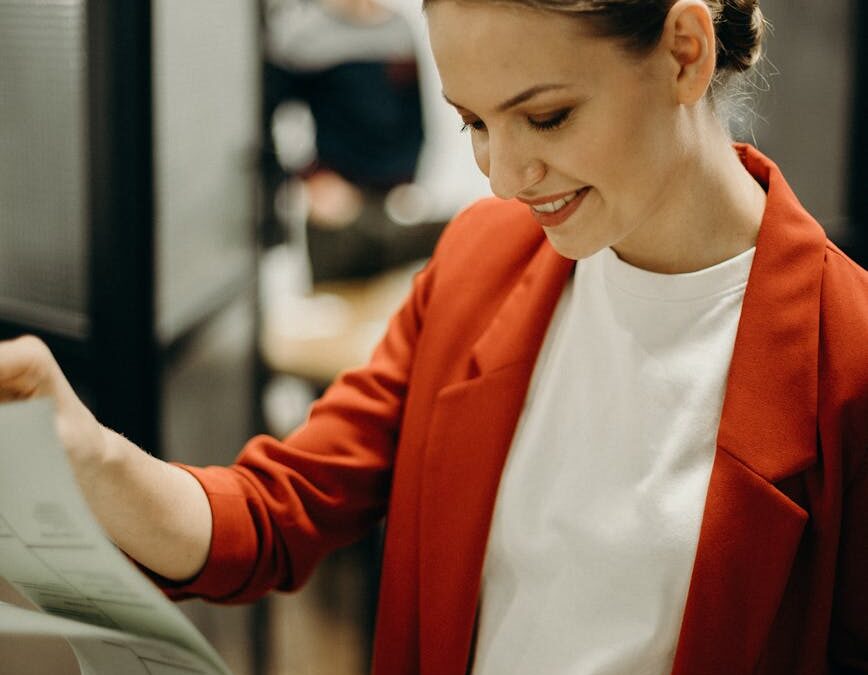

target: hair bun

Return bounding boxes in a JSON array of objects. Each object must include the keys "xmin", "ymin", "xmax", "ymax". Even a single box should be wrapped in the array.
[{"xmin": 715, "ymin": 0, "xmax": 765, "ymax": 73}]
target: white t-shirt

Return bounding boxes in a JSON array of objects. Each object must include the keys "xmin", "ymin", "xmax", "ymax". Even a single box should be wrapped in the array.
[{"xmin": 471, "ymin": 245, "xmax": 756, "ymax": 675}]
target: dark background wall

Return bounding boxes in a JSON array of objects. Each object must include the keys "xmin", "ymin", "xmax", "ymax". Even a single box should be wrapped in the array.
[
  {"xmin": 733, "ymin": 0, "xmax": 865, "ymax": 261},
  {"xmin": 0, "ymin": 1, "xmax": 263, "ymax": 673}
]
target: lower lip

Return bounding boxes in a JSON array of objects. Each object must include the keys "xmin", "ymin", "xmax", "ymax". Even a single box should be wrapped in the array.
[{"xmin": 529, "ymin": 187, "xmax": 591, "ymax": 228}]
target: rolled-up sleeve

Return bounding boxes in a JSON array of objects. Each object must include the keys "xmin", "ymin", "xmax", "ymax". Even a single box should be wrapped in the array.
[{"xmin": 154, "ymin": 259, "xmax": 437, "ymax": 604}]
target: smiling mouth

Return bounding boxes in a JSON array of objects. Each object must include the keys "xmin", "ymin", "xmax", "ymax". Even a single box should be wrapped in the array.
[{"xmin": 530, "ymin": 190, "xmax": 583, "ymax": 214}]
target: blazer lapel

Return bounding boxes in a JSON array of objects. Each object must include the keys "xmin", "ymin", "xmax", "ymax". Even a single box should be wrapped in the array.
[
  {"xmin": 418, "ymin": 238, "xmax": 573, "ymax": 675},
  {"xmin": 672, "ymin": 146, "xmax": 828, "ymax": 673}
]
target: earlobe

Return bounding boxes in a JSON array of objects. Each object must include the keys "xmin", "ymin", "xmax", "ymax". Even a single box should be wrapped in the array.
[{"xmin": 665, "ymin": 0, "xmax": 716, "ymax": 105}]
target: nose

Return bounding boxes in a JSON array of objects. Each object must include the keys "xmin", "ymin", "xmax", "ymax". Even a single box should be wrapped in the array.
[{"xmin": 479, "ymin": 134, "xmax": 545, "ymax": 200}]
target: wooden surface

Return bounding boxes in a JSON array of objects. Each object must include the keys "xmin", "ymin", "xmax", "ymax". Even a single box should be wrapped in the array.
[{"xmin": 260, "ymin": 261, "xmax": 423, "ymax": 386}]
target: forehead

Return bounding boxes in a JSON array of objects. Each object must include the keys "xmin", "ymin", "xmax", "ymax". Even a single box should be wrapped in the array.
[{"xmin": 426, "ymin": 1, "xmax": 623, "ymax": 103}]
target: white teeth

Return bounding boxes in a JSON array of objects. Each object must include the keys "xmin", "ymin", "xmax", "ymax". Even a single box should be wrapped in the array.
[{"xmin": 531, "ymin": 190, "xmax": 579, "ymax": 213}]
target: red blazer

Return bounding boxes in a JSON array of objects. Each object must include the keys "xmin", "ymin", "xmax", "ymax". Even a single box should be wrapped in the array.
[{"xmin": 166, "ymin": 145, "xmax": 868, "ymax": 674}]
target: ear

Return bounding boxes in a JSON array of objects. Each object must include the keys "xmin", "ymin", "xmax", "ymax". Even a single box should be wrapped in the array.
[{"xmin": 662, "ymin": 0, "xmax": 716, "ymax": 105}]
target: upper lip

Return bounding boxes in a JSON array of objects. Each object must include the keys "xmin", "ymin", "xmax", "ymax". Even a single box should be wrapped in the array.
[{"xmin": 517, "ymin": 189, "xmax": 585, "ymax": 206}]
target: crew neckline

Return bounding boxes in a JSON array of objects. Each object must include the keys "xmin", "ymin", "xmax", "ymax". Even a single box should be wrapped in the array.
[{"xmin": 595, "ymin": 245, "xmax": 756, "ymax": 302}]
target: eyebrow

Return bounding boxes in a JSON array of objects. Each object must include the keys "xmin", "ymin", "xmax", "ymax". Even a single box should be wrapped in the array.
[{"xmin": 442, "ymin": 83, "xmax": 569, "ymax": 113}]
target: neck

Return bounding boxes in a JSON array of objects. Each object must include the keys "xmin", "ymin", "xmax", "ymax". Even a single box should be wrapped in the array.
[{"xmin": 612, "ymin": 122, "xmax": 767, "ymax": 274}]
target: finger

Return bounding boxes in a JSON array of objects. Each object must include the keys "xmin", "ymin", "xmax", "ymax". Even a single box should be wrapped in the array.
[{"xmin": 0, "ymin": 335, "xmax": 55, "ymax": 399}]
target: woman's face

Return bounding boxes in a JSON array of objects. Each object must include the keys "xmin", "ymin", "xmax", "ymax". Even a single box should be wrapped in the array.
[{"xmin": 426, "ymin": 0, "xmax": 689, "ymax": 261}]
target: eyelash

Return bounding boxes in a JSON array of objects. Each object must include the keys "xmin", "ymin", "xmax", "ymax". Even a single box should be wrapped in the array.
[{"xmin": 459, "ymin": 108, "xmax": 572, "ymax": 134}]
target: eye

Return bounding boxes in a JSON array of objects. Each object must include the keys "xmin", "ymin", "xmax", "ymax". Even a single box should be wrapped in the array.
[
  {"xmin": 459, "ymin": 119, "xmax": 486, "ymax": 133},
  {"xmin": 528, "ymin": 108, "xmax": 572, "ymax": 132}
]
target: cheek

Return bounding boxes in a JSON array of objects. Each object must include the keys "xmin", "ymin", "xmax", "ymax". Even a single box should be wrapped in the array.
[
  {"xmin": 573, "ymin": 93, "xmax": 658, "ymax": 180},
  {"xmin": 580, "ymin": 125, "xmax": 653, "ymax": 203},
  {"xmin": 472, "ymin": 136, "xmax": 490, "ymax": 177}
]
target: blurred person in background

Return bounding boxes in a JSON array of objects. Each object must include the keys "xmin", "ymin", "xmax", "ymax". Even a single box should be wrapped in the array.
[
  {"xmin": 263, "ymin": 0, "xmax": 436, "ymax": 281},
  {"xmin": 1, "ymin": 1, "xmax": 867, "ymax": 674}
]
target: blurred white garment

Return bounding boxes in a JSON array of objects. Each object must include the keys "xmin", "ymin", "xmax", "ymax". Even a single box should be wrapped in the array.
[{"xmin": 265, "ymin": 0, "xmax": 416, "ymax": 70}]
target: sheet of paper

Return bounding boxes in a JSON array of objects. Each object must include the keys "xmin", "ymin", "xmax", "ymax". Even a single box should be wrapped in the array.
[
  {"xmin": 0, "ymin": 399, "xmax": 232, "ymax": 675},
  {"xmin": 0, "ymin": 601, "xmax": 216, "ymax": 674}
]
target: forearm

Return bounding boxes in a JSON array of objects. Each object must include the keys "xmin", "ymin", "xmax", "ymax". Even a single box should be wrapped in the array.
[{"xmin": 75, "ymin": 426, "xmax": 213, "ymax": 582}]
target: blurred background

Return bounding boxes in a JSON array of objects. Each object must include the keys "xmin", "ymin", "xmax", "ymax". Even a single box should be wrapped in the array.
[{"xmin": 0, "ymin": 1, "xmax": 865, "ymax": 673}]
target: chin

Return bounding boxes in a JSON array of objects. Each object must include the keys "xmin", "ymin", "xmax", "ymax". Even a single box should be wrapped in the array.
[{"xmin": 542, "ymin": 229, "xmax": 606, "ymax": 262}]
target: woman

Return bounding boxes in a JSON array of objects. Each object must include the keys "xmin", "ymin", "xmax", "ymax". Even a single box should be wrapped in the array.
[{"xmin": 0, "ymin": 1, "xmax": 866, "ymax": 673}]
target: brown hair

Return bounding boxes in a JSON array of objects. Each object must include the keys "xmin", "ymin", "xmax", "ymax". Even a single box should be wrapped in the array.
[{"xmin": 423, "ymin": 0, "xmax": 766, "ymax": 81}]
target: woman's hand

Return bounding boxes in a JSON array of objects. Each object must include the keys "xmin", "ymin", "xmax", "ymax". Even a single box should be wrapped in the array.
[{"xmin": 0, "ymin": 335, "xmax": 108, "ymax": 477}]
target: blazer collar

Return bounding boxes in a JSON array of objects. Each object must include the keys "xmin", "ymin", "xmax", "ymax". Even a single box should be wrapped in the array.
[
  {"xmin": 715, "ymin": 143, "xmax": 826, "ymax": 480},
  {"xmin": 470, "ymin": 235, "xmax": 575, "ymax": 375},
  {"xmin": 673, "ymin": 144, "xmax": 827, "ymax": 672}
]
